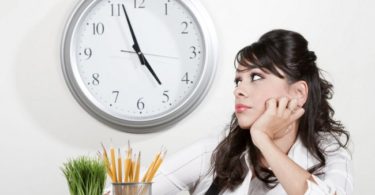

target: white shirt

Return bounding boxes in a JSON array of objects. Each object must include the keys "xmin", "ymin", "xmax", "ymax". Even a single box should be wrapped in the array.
[{"xmin": 152, "ymin": 134, "xmax": 353, "ymax": 195}]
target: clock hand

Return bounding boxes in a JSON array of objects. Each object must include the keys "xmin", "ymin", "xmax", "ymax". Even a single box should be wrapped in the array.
[
  {"xmin": 141, "ymin": 54, "xmax": 162, "ymax": 85},
  {"xmin": 120, "ymin": 50, "xmax": 179, "ymax": 59},
  {"xmin": 122, "ymin": 5, "xmax": 141, "ymax": 51},
  {"xmin": 122, "ymin": 4, "xmax": 162, "ymax": 85}
]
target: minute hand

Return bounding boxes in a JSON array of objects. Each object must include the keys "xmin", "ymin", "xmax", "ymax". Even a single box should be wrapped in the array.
[
  {"xmin": 122, "ymin": 4, "xmax": 141, "ymax": 52},
  {"xmin": 122, "ymin": 4, "xmax": 162, "ymax": 85}
]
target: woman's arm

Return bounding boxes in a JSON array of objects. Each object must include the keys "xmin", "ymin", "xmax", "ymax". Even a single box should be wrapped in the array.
[
  {"xmin": 250, "ymin": 97, "xmax": 352, "ymax": 195},
  {"xmin": 252, "ymin": 131, "xmax": 312, "ymax": 195},
  {"xmin": 249, "ymin": 97, "xmax": 310, "ymax": 195},
  {"xmin": 253, "ymin": 132, "xmax": 353, "ymax": 195}
]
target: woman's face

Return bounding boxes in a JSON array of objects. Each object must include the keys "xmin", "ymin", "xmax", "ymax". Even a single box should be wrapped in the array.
[{"xmin": 234, "ymin": 65, "xmax": 292, "ymax": 129}]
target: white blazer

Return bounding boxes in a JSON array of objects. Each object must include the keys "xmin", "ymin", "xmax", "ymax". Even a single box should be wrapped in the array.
[{"xmin": 152, "ymin": 133, "xmax": 353, "ymax": 195}]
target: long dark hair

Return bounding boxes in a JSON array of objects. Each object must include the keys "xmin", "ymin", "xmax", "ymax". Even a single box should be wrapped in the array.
[{"xmin": 210, "ymin": 29, "xmax": 350, "ymax": 192}]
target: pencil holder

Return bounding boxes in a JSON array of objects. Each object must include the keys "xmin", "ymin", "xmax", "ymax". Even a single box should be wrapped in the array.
[{"xmin": 112, "ymin": 182, "xmax": 152, "ymax": 195}]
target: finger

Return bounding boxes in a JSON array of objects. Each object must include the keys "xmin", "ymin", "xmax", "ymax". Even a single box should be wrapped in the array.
[
  {"xmin": 277, "ymin": 97, "xmax": 289, "ymax": 115},
  {"xmin": 287, "ymin": 98, "xmax": 298, "ymax": 113},
  {"xmin": 290, "ymin": 107, "xmax": 305, "ymax": 122},
  {"xmin": 265, "ymin": 98, "xmax": 277, "ymax": 114}
]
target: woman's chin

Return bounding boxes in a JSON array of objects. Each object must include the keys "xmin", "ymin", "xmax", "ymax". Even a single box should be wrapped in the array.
[
  {"xmin": 236, "ymin": 116, "xmax": 255, "ymax": 129},
  {"xmin": 237, "ymin": 121, "xmax": 252, "ymax": 129}
]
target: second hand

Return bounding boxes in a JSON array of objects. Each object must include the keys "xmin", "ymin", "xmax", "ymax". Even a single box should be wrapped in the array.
[{"xmin": 120, "ymin": 50, "xmax": 179, "ymax": 60}]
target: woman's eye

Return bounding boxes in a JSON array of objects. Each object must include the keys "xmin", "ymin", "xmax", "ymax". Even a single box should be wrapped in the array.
[
  {"xmin": 250, "ymin": 73, "xmax": 262, "ymax": 81},
  {"xmin": 234, "ymin": 79, "xmax": 242, "ymax": 87}
]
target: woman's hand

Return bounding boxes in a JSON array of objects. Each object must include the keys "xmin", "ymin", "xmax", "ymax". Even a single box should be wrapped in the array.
[{"xmin": 250, "ymin": 97, "xmax": 305, "ymax": 147}]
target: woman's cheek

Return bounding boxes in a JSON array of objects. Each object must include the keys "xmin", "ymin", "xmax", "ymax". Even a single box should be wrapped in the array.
[{"xmin": 236, "ymin": 108, "xmax": 262, "ymax": 129}]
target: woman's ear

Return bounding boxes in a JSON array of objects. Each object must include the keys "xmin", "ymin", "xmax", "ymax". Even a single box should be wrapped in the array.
[{"xmin": 290, "ymin": 81, "xmax": 308, "ymax": 106}]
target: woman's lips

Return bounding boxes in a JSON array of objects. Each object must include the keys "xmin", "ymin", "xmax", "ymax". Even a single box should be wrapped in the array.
[{"xmin": 235, "ymin": 104, "xmax": 251, "ymax": 113}]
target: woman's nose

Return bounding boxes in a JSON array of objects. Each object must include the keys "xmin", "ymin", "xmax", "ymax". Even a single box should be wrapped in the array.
[{"xmin": 233, "ymin": 84, "xmax": 247, "ymax": 98}]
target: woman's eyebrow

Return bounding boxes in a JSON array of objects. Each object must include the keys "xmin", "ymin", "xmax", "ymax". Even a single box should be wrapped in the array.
[
  {"xmin": 250, "ymin": 67, "xmax": 270, "ymax": 75},
  {"xmin": 250, "ymin": 68, "xmax": 264, "ymax": 72},
  {"xmin": 236, "ymin": 67, "xmax": 263, "ymax": 74},
  {"xmin": 236, "ymin": 66, "xmax": 255, "ymax": 72}
]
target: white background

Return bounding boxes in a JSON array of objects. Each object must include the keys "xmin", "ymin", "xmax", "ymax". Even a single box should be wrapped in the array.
[{"xmin": 1, "ymin": 0, "xmax": 374, "ymax": 194}]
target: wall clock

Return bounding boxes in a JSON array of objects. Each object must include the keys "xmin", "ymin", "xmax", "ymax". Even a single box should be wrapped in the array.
[{"xmin": 61, "ymin": 0, "xmax": 218, "ymax": 133}]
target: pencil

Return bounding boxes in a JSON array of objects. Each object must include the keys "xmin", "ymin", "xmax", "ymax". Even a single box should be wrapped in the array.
[
  {"xmin": 124, "ymin": 147, "xmax": 132, "ymax": 182},
  {"xmin": 142, "ymin": 151, "xmax": 160, "ymax": 182},
  {"xmin": 110, "ymin": 146, "xmax": 118, "ymax": 182},
  {"xmin": 146, "ymin": 150, "xmax": 167, "ymax": 182},
  {"xmin": 134, "ymin": 152, "xmax": 141, "ymax": 182},
  {"xmin": 117, "ymin": 148, "xmax": 122, "ymax": 183},
  {"xmin": 101, "ymin": 143, "xmax": 114, "ymax": 181}
]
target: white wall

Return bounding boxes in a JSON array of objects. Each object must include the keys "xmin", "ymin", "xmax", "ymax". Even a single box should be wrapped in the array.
[{"xmin": 1, "ymin": 0, "xmax": 374, "ymax": 194}]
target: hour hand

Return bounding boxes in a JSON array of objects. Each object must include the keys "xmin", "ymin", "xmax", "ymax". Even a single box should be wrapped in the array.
[
  {"xmin": 133, "ymin": 45, "xmax": 162, "ymax": 85},
  {"xmin": 141, "ymin": 54, "xmax": 162, "ymax": 85}
]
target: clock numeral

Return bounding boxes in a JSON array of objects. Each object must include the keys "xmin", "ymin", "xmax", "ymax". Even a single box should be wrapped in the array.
[
  {"xmin": 164, "ymin": 0, "xmax": 171, "ymax": 15},
  {"xmin": 92, "ymin": 23, "xmax": 104, "ymax": 35},
  {"xmin": 181, "ymin": 21, "xmax": 189, "ymax": 34},
  {"xmin": 137, "ymin": 98, "xmax": 145, "ymax": 110},
  {"xmin": 112, "ymin": 91, "xmax": 119, "ymax": 103},
  {"xmin": 83, "ymin": 48, "xmax": 92, "ymax": 59},
  {"xmin": 134, "ymin": 0, "xmax": 146, "ymax": 8},
  {"xmin": 181, "ymin": 72, "xmax": 192, "ymax": 84},
  {"xmin": 111, "ymin": 3, "xmax": 123, "ymax": 16},
  {"xmin": 189, "ymin": 46, "xmax": 198, "ymax": 59},
  {"xmin": 162, "ymin": 90, "xmax": 170, "ymax": 103},
  {"xmin": 92, "ymin": 73, "xmax": 100, "ymax": 86}
]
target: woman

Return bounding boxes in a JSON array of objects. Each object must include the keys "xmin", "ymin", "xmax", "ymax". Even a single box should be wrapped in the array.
[{"xmin": 152, "ymin": 29, "xmax": 352, "ymax": 195}]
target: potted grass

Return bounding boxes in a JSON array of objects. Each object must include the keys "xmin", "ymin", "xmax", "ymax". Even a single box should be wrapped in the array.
[{"xmin": 62, "ymin": 156, "xmax": 107, "ymax": 195}]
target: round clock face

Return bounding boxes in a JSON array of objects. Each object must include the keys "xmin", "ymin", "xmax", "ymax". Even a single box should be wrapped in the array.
[{"xmin": 62, "ymin": 0, "xmax": 217, "ymax": 132}]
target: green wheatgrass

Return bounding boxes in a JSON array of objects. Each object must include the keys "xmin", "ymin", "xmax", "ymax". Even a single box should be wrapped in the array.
[{"xmin": 62, "ymin": 156, "xmax": 107, "ymax": 195}]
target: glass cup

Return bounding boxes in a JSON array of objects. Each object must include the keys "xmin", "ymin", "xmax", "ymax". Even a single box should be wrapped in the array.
[{"xmin": 112, "ymin": 182, "xmax": 152, "ymax": 195}]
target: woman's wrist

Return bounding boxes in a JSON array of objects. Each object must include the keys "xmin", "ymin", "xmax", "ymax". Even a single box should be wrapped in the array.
[{"xmin": 250, "ymin": 129, "xmax": 272, "ymax": 148}]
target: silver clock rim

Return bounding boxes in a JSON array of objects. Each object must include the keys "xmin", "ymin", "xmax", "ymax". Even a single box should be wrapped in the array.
[{"xmin": 61, "ymin": 0, "xmax": 218, "ymax": 133}]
